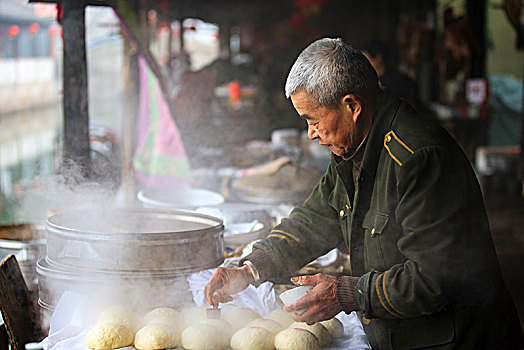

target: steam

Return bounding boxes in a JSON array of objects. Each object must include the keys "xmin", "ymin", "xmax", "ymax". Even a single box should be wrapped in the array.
[
  {"xmin": 17, "ymin": 163, "xmax": 118, "ymax": 225},
  {"xmin": 18, "ymin": 163, "xmax": 202, "ymax": 335}
]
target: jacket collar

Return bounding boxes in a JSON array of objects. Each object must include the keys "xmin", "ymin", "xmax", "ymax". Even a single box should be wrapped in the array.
[
  {"xmin": 332, "ymin": 89, "xmax": 401, "ymax": 178},
  {"xmin": 359, "ymin": 89, "xmax": 401, "ymax": 178}
]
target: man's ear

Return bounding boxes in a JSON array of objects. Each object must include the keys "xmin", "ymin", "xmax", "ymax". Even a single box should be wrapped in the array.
[{"xmin": 342, "ymin": 94, "xmax": 363, "ymax": 123}]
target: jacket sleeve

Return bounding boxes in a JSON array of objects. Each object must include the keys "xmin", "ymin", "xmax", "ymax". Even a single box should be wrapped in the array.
[
  {"xmin": 357, "ymin": 145, "xmax": 500, "ymax": 319},
  {"xmin": 246, "ymin": 157, "xmax": 345, "ymax": 284}
]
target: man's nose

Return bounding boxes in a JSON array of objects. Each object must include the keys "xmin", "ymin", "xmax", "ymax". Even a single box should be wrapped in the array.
[{"xmin": 307, "ymin": 125, "xmax": 318, "ymax": 140}]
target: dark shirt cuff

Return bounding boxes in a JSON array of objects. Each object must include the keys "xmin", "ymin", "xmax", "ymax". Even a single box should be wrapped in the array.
[
  {"xmin": 336, "ymin": 275, "xmax": 361, "ymax": 313},
  {"xmin": 239, "ymin": 249, "xmax": 276, "ymax": 283}
]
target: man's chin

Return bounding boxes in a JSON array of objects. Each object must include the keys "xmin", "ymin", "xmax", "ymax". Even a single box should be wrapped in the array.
[{"xmin": 328, "ymin": 146, "xmax": 346, "ymax": 156}]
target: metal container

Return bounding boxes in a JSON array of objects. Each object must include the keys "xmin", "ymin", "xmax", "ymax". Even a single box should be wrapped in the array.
[
  {"xmin": 36, "ymin": 258, "xmax": 193, "ymax": 311},
  {"xmin": 0, "ymin": 223, "xmax": 46, "ymax": 290},
  {"xmin": 45, "ymin": 208, "xmax": 224, "ymax": 273}
]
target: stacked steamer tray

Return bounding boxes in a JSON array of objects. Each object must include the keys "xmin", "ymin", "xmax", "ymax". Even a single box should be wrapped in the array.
[{"xmin": 36, "ymin": 208, "xmax": 224, "ymax": 320}]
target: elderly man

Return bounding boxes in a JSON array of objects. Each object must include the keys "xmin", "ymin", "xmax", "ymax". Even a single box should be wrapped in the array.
[{"xmin": 205, "ymin": 38, "xmax": 524, "ymax": 349}]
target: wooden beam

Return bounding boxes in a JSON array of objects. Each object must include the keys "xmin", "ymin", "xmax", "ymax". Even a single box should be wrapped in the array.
[
  {"xmin": 28, "ymin": 0, "xmax": 115, "ymax": 6},
  {"xmin": 61, "ymin": 0, "xmax": 90, "ymax": 179}
]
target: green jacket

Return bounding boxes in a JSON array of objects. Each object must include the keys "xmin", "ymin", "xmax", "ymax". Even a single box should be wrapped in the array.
[{"xmin": 249, "ymin": 91, "xmax": 524, "ymax": 349}]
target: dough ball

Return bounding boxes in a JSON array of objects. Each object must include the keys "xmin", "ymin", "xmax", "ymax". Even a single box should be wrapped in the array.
[
  {"xmin": 246, "ymin": 318, "xmax": 284, "ymax": 335},
  {"xmin": 264, "ymin": 310, "xmax": 295, "ymax": 328},
  {"xmin": 144, "ymin": 307, "xmax": 180, "ymax": 329},
  {"xmin": 85, "ymin": 321, "xmax": 134, "ymax": 350},
  {"xmin": 274, "ymin": 327, "xmax": 319, "ymax": 350},
  {"xmin": 181, "ymin": 323, "xmax": 228, "ymax": 350},
  {"xmin": 230, "ymin": 326, "xmax": 275, "ymax": 350},
  {"xmin": 319, "ymin": 317, "xmax": 344, "ymax": 338},
  {"xmin": 221, "ymin": 306, "xmax": 261, "ymax": 331},
  {"xmin": 289, "ymin": 322, "xmax": 331, "ymax": 346},
  {"xmin": 179, "ymin": 307, "xmax": 208, "ymax": 329},
  {"xmin": 194, "ymin": 318, "xmax": 234, "ymax": 344},
  {"xmin": 97, "ymin": 305, "xmax": 138, "ymax": 331},
  {"xmin": 134, "ymin": 323, "xmax": 180, "ymax": 350}
]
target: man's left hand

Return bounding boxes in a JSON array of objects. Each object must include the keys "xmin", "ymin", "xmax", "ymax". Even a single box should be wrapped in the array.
[{"xmin": 284, "ymin": 273, "xmax": 343, "ymax": 325}]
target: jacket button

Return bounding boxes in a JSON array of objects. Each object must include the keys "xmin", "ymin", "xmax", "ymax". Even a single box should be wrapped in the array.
[
  {"xmin": 386, "ymin": 134, "xmax": 392, "ymax": 142},
  {"xmin": 371, "ymin": 228, "xmax": 376, "ymax": 236},
  {"xmin": 339, "ymin": 210, "xmax": 345, "ymax": 217}
]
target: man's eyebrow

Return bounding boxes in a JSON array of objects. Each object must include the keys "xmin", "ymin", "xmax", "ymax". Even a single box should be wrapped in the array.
[{"xmin": 300, "ymin": 114, "xmax": 313, "ymax": 120}]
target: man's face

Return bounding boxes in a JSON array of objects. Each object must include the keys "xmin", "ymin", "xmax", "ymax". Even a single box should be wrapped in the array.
[{"xmin": 291, "ymin": 91, "xmax": 358, "ymax": 157}]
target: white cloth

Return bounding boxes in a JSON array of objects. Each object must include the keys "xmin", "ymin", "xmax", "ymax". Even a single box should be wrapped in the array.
[{"xmin": 43, "ymin": 257, "xmax": 370, "ymax": 349}]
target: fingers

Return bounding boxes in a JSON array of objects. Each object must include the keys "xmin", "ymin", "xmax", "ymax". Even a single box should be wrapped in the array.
[
  {"xmin": 287, "ymin": 304, "xmax": 322, "ymax": 324},
  {"xmin": 289, "ymin": 304, "xmax": 334, "ymax": 325},
  {"xmin": 204, "ymin": 268, "xmax": 226, "ymax": 306},
  {"xmin": 284, "ymin": 292, "xmax": 316, "ymax": 314},
  {"xmin": 211, "ymin": 289, "xmax": 234, "ymax": 305},
  {"xmin": 290, "ymin": 273, "xmax": 324, "ymax": 286},
  {"xmin": 204, "ymin": 267, "xmax": 253, "ymax": 306}
]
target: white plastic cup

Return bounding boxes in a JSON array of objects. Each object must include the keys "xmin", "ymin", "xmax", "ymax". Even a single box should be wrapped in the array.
[{"xmin": 279, "ymin": 286, "xmax": 313, "ymax": 314}]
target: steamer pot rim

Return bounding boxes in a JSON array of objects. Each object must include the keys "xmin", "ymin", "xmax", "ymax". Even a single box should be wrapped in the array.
[
  {"xmin": 36, "ymin": 257, "xmax": 225, "ymax": 279},
  {"xmin": 46, "ymin": 208, "xmax": 224, "ymax": 237}
]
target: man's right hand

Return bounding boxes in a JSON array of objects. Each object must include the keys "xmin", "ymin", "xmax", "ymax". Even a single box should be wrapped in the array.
[{"xmin": 204, "ymin": 265, "xmax": 254, "ymax": 307}]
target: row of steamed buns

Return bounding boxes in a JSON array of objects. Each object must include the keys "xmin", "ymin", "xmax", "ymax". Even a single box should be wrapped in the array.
[{"xmin": 85, "ymin": 304, "xmax": 344, "ymax": 350}]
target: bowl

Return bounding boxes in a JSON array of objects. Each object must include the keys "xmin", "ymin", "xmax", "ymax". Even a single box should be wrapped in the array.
[
  {"xmin": 198, "ymin": 204, "xmax": 273, "ymax": 247},
  {"xmin": 279, "ymin": 286, "xmax": 313, "ymax": 313},
  {"xmin": 137, "ymin": 187, "xmax": 224, "ymax": 210}
]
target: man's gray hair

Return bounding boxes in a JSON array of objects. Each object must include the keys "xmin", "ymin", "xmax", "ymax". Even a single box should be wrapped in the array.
[{"xmin": 285, "ymin": 37, "xmax": 379, "ymax": 108}]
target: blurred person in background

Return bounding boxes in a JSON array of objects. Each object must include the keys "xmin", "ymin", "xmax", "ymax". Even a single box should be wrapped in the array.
[
  {"xmin": 204, "ymin": 37, "xmax": 523, "ymax": 349},
  {"xmin": 361, "ymin": 40, "xmax": 420, "ymax": 109}
]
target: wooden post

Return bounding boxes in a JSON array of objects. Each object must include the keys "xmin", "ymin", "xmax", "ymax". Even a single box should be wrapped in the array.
[
  {"xmin": 61, "ymin": 0, "xmax": 90, "ymax": 180},
  {"xmin": 120, "ymin": 36, "xmax": 139, "ymax": 204}
]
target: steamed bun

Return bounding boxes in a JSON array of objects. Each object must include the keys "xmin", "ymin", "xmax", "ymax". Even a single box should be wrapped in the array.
[
  {"xmin": 193, "ymin": 318, "xmax": 234, "ymax": 344},
  {"xmin": 319, "ymin": 317, "xmax": 344, "ymax": 338},
  {"xmin": 144, "ymin": 307, "xmax": 180, "ymax": 329},
  {"xmin": 96, "ymin": 304, "xmax": 138, "ymax": 331},
  {"xmin": 85, "ymin": 321, "xmax": 134, "ymax": 350},
  {"xmin": 274, "ymin": 327, "xmax": 319, "ymax": 350},
  {"xmin": 221, "ymin": 306, "xmax": 261, "ymax": 331},
  {"xmin": 246, "ymin": 318, "xmax": 284, "ymax": 335},
  {"xmin": 179, "ymin": 306, "xmax": 208, "ymax": 329},
  {"xmin": 134, "ymin": 323, "xmax": 179, "ymax": 350},
  {"xmin": 230, "ymin": 326, "xmax": 275, "ymax": 350},
  {"xmin": 289, "ymin": 321, "xmax": 331, "ymax": 346},
  {"xmin": 181, "ymin": 323, "xmax": 228, "ymax": 350},
  {"xmin": 264, "ymin": 309, "xmax": 295, "ymax": 328}
]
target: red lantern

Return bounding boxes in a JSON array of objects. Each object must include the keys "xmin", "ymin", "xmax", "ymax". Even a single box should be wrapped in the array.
[
  {"xmin": 29, "ymin": 23, "xmax": 40, "ymax": 34},
  {"xmin": 48, "ymin": 24, "xmax": 58, "ymax": 36},
  {"xmin": 7, "ymin": 25, "xmax": 19, "ymax": 38},
  {"xmin": 159, "ymin": 0, "xmax": 169, "ymax": 12}
]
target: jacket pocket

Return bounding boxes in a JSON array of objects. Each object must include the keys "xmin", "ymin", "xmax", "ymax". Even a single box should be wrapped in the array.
[
  {"xmin": 362, "ymin": 209, "xmax": 389, "ymax": 271},
  {"xmin": 390, "ymin": 314, "xmax": 455, "ymax": 349}
]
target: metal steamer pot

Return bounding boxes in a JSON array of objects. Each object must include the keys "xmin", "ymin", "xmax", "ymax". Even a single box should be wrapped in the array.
[
  {"xmin": 0, "ymin": 223, "xmax": 46, "ymax": 291},
  {"xmin": 37, "ymin": 208, "xmax": 224, "ymax": 311}
]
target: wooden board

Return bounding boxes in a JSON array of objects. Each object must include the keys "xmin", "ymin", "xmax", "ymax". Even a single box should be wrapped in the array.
[{"xmin": 0, "ymin": 255, "xmax": 45, "ymax": 350}]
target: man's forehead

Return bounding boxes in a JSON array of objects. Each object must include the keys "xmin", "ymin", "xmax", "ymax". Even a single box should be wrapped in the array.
[{"xmin": 291, "ymin": 91, "xmax": 316, "ymax": 109}]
